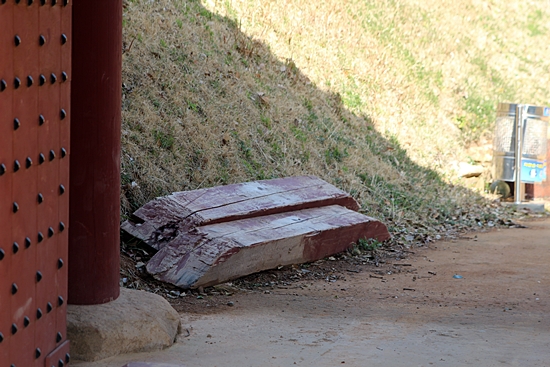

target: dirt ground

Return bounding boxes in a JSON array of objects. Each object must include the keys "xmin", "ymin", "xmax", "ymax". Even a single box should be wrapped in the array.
[{"xmin": 75, "ymin": 218, "xmax": 550, "ymax": 367}]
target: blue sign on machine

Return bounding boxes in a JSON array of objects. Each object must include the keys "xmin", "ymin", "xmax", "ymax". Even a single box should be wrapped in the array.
[{"xmin": 521, "ymin": 159, "xmax": 547, "ymax": 183}]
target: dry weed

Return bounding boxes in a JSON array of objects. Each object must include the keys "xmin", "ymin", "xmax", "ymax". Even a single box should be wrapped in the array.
[{"xmin": 120, "ymin": 0, "xmax": 548, "ymax": 246}]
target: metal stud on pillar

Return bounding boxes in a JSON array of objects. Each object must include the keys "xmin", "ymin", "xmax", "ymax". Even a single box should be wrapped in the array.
[{"xmin": 69, "ymin": 0, "xmax": 122, "ymax": 304}]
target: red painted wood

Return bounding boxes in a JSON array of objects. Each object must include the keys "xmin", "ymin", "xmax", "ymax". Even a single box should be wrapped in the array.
[
  {"xmin": 44, "ymin": 339, "xmax": 70, "ymax": 367},
  {"xmin": 69, "ymin": 0, "xmax": 122, "ymax": 305},
  {"xmin": 171, "ymin": 175, "xmax": 359, "ymax": 213},
  {"xmin": 35, "ymin": 3, "xmax": 62, "ymax": 360},
  {"xmin": 0, "ymin": 1, "xmax": 14, "ymax": 362},
  {"xmin": 12, "ymin": 3, "xmax": 39, "ymax": 365},
  {"xmin": 126, "ymin": 177, "xmax": 389, "ymax": 289},
  {"xmin": 122, "ymin": 176, "xmax": 360, "ymax": 250},
  {"xmin": 1, "ymin": 1, "xmax": 71, "ymax": 365},
  {"xmin": 147, "ymin": 205, "xmax": 390, "ymax": 289},
  {"xmin": 57, "ymin": 0, "xmax": 72, "ymax": 352}
]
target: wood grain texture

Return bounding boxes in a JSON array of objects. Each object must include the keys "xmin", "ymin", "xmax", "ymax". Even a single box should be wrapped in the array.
[
  {"xmin": 123, "ymin": 176, "xmax": 389, "ymax": 289},
  {"xmin": 122, "ymin": 176, "xmax": 360, "ymax": 250},
  {"xmin": 146, "ymin": 205, "xmax": 390, "ymax": 289}
]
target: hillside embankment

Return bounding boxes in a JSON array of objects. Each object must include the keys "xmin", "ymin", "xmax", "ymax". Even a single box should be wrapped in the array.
[{"xmin": 120, "ymin": 0, "xmax": 549, "ymax": 248}]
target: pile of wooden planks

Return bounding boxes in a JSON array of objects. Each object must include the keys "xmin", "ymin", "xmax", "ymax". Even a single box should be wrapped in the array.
[{"xmin": 121, "ymin": 176, "xmax": 390, "ymax": 289}]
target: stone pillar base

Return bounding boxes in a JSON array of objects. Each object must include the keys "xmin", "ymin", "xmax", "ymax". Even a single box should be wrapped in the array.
[{"xmin": 68, "ymin": 288, "xmax": 181, "ymax": 362}]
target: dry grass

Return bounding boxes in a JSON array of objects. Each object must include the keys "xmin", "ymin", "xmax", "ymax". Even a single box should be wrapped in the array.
[
  {"xmin": 120, "ymin": 0, "xmax": 548, "ymax": 244},
  {"xmin": 204, "ymin": 0, "xmax": 550, "ymax": 148}
]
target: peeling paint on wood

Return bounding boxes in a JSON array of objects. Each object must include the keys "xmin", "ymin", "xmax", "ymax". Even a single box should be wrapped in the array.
[
  {"xmin": 121, "ymin": 176, "xmax": 359, "ymax": 250},
  {"xmin": 146, "ymin": 205, "xmax": 390, "ymax": 289},
  {"xmin": 122, "ymin": 176, "xmax": 390, "ymax": 289}
]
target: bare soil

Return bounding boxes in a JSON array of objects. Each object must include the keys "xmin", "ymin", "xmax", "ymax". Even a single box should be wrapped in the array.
[{"xmin": 76, "ymin": 218, "xmax": 550, "ymax": 366}]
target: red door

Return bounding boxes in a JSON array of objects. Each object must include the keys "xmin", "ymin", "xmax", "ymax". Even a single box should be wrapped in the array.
[{"xmin": 0, "ymin": 1, "xmax": 71, "ymax": 366}]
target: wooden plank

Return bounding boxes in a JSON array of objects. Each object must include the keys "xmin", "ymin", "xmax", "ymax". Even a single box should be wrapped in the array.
[
  {"xmin": 0, "ymin": 1, "xmax": 14, "ymax": 362},
  {"xmin": 35, "ymin": 3, "xmax": 62, "ymax": 359},
  {"xmin": 122, "ymin": 176, "xmax": 359, "ymax": 250},
  {"xmin": 57, "ymin": 0, "xmax": 71, "ymax": 339},
  {"xmin": 11, "ymin": 3, "xmax": 39, "ymax": 366},
  {"xmin": 146, "ymin": 205, "xmax": 390, "ymax": 289}
]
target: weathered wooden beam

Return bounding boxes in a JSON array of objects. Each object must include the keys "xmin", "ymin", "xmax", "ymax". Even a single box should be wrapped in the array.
[
  {"xmin": 146, "ymin": 205, "xmax": 390, "ymax": 289},
  {"xmin": 121, "ymin": 176, "xmax": 359, "ymax": 250}
]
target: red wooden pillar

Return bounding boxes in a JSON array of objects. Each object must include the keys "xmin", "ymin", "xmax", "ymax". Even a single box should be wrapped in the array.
[{"xmin": 68, "ymin": 0, "xmax": 122, "ymax": 304}]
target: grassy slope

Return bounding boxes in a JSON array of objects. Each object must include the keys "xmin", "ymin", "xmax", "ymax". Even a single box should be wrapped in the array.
[{"xmin": 121, "ymin": 0, "xmax": 548, "ymax": 245}]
